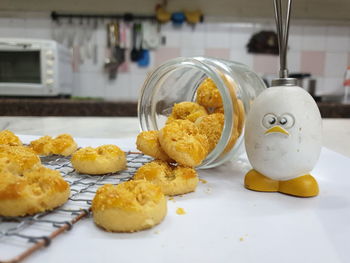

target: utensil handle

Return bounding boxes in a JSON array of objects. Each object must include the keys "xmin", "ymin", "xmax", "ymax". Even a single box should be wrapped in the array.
[{"xmin": 273, "ymin": 0, "xmax": 292, "ymax": 79}]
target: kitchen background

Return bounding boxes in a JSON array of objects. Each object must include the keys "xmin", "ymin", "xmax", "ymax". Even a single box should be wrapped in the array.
[
  {"xmin": 0, "ymin": 17, "xmax": 350, "ymax": 101},
  {"xmin": 0, "ymin": 0, "xmax": 350, "ymax": 103}
]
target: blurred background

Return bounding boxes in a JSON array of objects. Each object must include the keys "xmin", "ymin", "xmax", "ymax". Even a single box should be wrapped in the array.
[{"xmin": 0, "ymin": 0, "xmax": 349, "ymax": 117}]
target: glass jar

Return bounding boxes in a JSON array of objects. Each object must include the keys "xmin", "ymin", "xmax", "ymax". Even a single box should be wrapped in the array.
[{"xmin": 138, "ymin": 57, "xmax": 266, "ymax": 169}]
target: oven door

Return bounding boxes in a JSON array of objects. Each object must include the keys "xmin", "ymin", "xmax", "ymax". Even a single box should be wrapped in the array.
[{"xmin": 0, "ymin": 42, "xmax": 53, "ymax": 96}]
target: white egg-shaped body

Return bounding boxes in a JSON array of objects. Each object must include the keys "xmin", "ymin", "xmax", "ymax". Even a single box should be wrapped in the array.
[{"xmin": 244, "ymin": 86, "xmax": 322, "ymax": 181}]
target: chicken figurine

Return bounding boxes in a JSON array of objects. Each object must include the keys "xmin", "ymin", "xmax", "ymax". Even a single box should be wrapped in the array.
[
  {"xmin": 244, "ymin": 0, "xmax": 322, "ymax": 197},
  {"xmin": 244, "ymin": 85, "xmax": 322, "ymax": 197}
]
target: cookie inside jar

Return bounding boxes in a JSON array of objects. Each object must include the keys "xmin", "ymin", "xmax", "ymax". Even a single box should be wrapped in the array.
[{"xmin": 138, "ymin": 57, "xmax": 266, "ymax": 168}]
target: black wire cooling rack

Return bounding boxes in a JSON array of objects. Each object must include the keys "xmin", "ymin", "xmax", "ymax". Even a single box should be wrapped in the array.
[{"xmin": 0, "ymin": 152, "xmax": 151, "ymax": 263}]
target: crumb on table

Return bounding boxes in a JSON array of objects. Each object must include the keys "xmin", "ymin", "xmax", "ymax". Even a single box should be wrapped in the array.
[
  {"xmin": 199, "ymin": 178, "xmax": 208, "ymax": 184},
  {"xmin": 176, "ymin": 207, "xmax": 186, "ymax": 215}
]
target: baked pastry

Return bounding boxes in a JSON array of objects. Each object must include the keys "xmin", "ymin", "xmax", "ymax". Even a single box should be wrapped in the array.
[
  {"xmin": 0, "ymin": 145, "xmax": 41, "ymax": 174},
  {"xmin": 91, "ymin": 180, "xmax": 167, "ymax": 232},
  {"xmin": 195, "ymin": 113, "xmax": 225, "ymax": 153},
  {"xmin": 196, "ymin": 78, "xmax": 223, "ymax": 108},
  {"xmin": 136, "ymin": 131, "xmax": 172, "ymax": 162},
  {"xmin": 134, "ymin": 160, "xmax": 199, "ymax": 196},
  {"xmin": 71, "ymin": 145, "xmax": 126, "ymax": 175},
  {"xmin": 166, "ymin": 101, "xmax": 208, "ymax": 124},
  {"xmin": 0, "ymin": 130, "xmax": 22, "ymax": 146},
  {"xmin": 0, "ymin": 158, "xmax": 70, "ymax": 217},
  {"xmin": 30, "ymin": 134, "xmax": 78, "ymax": 156},
  {"xmin": 159, "ymin": 120, "xmax": 209, "ymax": 167}
]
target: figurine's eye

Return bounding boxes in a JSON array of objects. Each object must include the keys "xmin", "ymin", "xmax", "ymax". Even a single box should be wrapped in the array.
[
  {"xmin": 278, "ymin": 114, "xmax": 295, "ymax": 129},
  {"xmin": 262, "ymin": 113, "xmax": 277, "ymax": 128}
]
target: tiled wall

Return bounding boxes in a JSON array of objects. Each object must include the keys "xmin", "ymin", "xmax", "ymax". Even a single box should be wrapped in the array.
[{"xmin": 0, "ymin": 16, "xmax": 349, "ymax": 101}]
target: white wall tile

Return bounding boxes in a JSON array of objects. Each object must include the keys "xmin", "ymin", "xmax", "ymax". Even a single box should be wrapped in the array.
[
  {"xmin": 105, "ymin": 73, "xmax": 131, "ymax": 101},
  {"xmin": 180, "ymin": 24, "xmax": 205, "ymax": 48},
  {"xmin": 229, "ymin": 50, "xmax": 253, "ymax": 68},
  {"xmin": 130, "ymin": 73, "xmax": 147, "ymax": 101},
  {"xmin": 323, "ymin": 77, "xmax": 344, "ymax": 95},
  {"xmin": 324, "ymin": 52, "xmax": 348, "ymax": 77},
  {"xmin": 325, "ymin": 26, "xmax": 350, "ymax": 52},
  {"xmin": 302, "ymin": 26, "xmax": 327, "ymax": 51},
  {"xmin": 230, "ymin": 25, "xmax": 253, "ymax": 49},
  {"xmin": 287, "ymin": 50, "xmax": 301, "ymax": 73},
  {"xmin": 77, "ymin": 72, "xmax": 105, "ymax": 98},
  {"xmin": 289, "ymin": 25, "xmax": 303, "ymax": 51},
  {"xmin": 181, "ymin": 48, "xmax": 205, "ymax": 57},
  {"xmin": 314, "ymin": 76, "xmax": 325, "ymax": 96},
  {"xmin": 205, "ymin": 23, "xmax": 231, "ymax": 48}
]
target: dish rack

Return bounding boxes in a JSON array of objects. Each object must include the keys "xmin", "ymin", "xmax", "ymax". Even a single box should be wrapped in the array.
[{"xmin": 0, "ymin": 152, "xmax": 151, "ymax": 263}]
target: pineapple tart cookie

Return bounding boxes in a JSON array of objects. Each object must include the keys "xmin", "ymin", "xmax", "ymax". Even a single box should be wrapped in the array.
[
  {"xmin": 71, "ymin": 145, "xmax": 126, "ymax": 175},
  {"xmin": 136, "ymin": 130, "xmax": 172, "ymax": 162},
  {"xmin": 0, "ymin": 145, "xmax": 41, "ymax": 174},
  {"xmin": 134, "ymin": 160, "xmax": 199, "ymax": 196},
  {"xmin": 0, "ymin": 157, "xmax": 70, "ymax": 217},
  {"xmin": 30, "ymin": 134, "xmax": 78, "ymax": 156},
  {"xmin": 166, "ymin": 101, "xmax": 208, "ymax": 124},
  {"xmin": 91, "ymin": 180, "xmax": 167, "ymax": 232},
  {"xmin": 159, "ymin": 120, "xmax": 209, "ymax": 167},
  {"xmin": 0, "ymin": 130, "xmax": 22, "ymax": 146}
]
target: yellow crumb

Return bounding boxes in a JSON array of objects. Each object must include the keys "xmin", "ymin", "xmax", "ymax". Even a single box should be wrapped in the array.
[
  {"xmin": 154, "ymin": 230, "xmax": 160, "ymax": 234},
  {"xmin": 169, "ymin": 197, "xmax": 174, "ymax": 200},
  {"xmin": 199, "ymin": 178, "xmax": 207, "ymax": 184},
  {"xmin": 176, "ymin": 207, "xmax": 186, "ymax": 215},
  {"xmin": 240, "ymin": 237, "xmax": 244, "ymax": 242}
]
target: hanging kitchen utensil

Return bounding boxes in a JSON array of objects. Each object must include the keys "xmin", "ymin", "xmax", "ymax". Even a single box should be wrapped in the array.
[
  {"xmin": 113, "ymin": 21, "xmax": 126, "ymax": 69},
  {"xmin": 141, "ymin": 21, "xmax": 161, "ymax": 50},
  {"xmin": 137, "ymin": 23, "xmax": 150, "ymax": 67},
  {"xmin": 104, "ymin": 22, "xmax": 119, "ymax": 79},
  {"xmin": 130, "ymin": 23, "xmax": 142, "ymax": 62},
  {"xmin": 171, "ymin": 12, "xmax": 185, "ymax": 26}
]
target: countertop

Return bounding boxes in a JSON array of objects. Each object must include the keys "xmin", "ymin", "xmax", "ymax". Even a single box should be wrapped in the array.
[
  {"xmin": 0, "ymin": 116, "xmax": 349, "ymax": 158},
  {"xmin": 0, "ymin": 98, "xmax": 349, "ymax": 117}
]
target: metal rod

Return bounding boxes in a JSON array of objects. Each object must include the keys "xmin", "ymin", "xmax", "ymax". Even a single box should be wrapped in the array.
[{"xmin": 273, "ymin": 0, "xmax": 293, "ymax": 79}]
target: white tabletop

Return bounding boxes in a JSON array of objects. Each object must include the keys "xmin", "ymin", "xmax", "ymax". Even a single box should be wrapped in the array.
[{"xmin": 0, "ymin": 117, "xmax": 350, "ymax": 263}]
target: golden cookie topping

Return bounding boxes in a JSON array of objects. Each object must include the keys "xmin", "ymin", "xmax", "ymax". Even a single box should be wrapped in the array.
[
  {"xmin": 0, "ymin": 158, "xmax": 70, "ymax": 217},
  {"xmin": 92, "ymin": 180, "xmax": 164, "ymax": 212},
  {"xmin": 0, "ymin": 145, "xmax": 41, "ymax": 174},
  {"xmin": 196, "ymin": 78, "xmax": 223, "ymax": 108},
  {"xmin": 30, "ymin": 134, "xmax": 77, "ymax": 156},
  {"xmin": 0, "ymin": 130, "xmax": 22, "ymax": 146},
  {"xmin": 134, "ymin": 160, "xmax": 198, "ymax": 196},
  {"xmin": 159, "ymin": 120, "xmax": 209, "ymax": 167},
  {"xmin": 195, "ymin": 113, "xmax": 225, "ymax": 153},
  {"xmin": 136, "ymin": 131, "xmax": 172, "ymax": 162},
  {"xmin": 71, "ymin": 145, "xmax": 126, "ymax": 175},
  {"xmin": 166, "ymin": 101, "xmax": 208, "ymax": 124}
]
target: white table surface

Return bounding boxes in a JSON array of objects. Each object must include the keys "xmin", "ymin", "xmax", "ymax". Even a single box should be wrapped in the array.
[{"xmin": 0, "ymin": 117, "xmax": 350, "ymax": 263}]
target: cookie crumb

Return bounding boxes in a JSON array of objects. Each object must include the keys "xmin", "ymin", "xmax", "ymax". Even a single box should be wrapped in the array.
[
  {"xmin": 199, "ymin": 178, "xmax": 207, "ymax": 184},
  {"xmin": 239, "ymin": 237, "xmax": 244, "ymax": 242},
  {"xmin": 154, "ymin": 230, "xmax": 160, "ymax": 234},
  {"xmin": 169, "ymin": 197, "xmax": 174, "ymax": 200},
  {"xmin": 176, "ymin": 207, "xmax": 186, "ymax": 215}
]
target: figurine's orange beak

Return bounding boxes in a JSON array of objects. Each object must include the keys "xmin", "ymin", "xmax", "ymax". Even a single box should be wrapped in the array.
[{"xmin": 265, "ymin": 126, "xmax": 289, "ymax": 136}]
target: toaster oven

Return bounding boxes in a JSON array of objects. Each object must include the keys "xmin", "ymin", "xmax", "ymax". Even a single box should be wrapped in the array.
[{"xmin": 0, "ymin": 38, "xmax": 72, "ymax": 97}]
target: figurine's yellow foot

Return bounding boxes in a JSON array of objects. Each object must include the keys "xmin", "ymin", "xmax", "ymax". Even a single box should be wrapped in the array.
[
  {"xmin": 244, "ymin": 169, "xmax": 279, "ymax": 192},
  {"xmin": 278, "ymin": 174, "xmax": 319, "ymax": 197}
]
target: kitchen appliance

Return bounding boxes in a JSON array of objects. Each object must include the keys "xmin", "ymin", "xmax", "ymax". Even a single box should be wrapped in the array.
[{"xmin": 0, "ymin": 38, "xmax": 72, "ymax": 97}]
